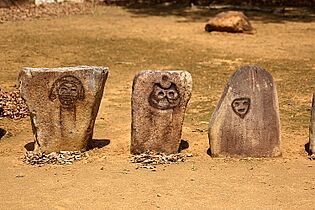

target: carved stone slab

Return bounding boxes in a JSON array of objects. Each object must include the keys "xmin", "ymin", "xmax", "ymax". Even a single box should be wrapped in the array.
[
  {"xmin": 309, "ymin": 93, "xmax": 315, "ymax": 155},
  {"xmin": 19, "ymin": 66, "xmax": 108, "ymax": 153},
  {"xmin": 131, "ymin": 70, "xmax": 192, "ymax": 155},
  {"xmin": 208, "ymin": 65, "xmax": 281, "ymax": 157}
]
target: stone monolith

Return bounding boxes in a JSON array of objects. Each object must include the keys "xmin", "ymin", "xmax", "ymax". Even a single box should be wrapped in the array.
[
  {"xmin": 309, "ymin": 93, "xmax": 315, "ymax": 156},
  {"xmin": 131, "ymin": 70, "xmax": 192, "ymax": 155},
  {"xmin": 208, "ymin": 65, "xmax": 281, "ymax": 157},
  {"xmin": 19, "ymin": 66, "xmax": 108, "ymax": 153}
]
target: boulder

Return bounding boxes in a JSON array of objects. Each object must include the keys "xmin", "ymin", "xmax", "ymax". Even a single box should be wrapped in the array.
[
  {"xmin": 205, "ymin": 11, "xmax": 254, "ymax": 33},
  {"xmin": 131, "ymin": 70, "xmax": 192, "ymax": 155},
  {"xmin": 208, "ymin": 65, "xmax": 281, "ymax": 157},
  {"xmin": 19, "ymin": 66, "xmax": 108, "ymax": 153}
]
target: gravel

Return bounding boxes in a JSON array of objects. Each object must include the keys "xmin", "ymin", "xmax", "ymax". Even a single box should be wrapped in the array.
[
  {"xmin": 24, "ymin": 150, "xmax": 85, "ymax": 165},
  {"xmin": 130, "ymin": 152, "xmax": 193, "ymax": 170},
  {"xmin": 0, "ymin": 2, "xmax": 95, "ymax": 23},
  {"xmin": 0, "ymin": 89, "xmax": 29, "ymax": 119}
]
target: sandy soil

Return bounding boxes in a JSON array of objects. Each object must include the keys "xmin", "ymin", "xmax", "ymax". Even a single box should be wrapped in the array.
[{"xmin": 0, "ymin": 5, "xmax": 314, "ymax": 209}]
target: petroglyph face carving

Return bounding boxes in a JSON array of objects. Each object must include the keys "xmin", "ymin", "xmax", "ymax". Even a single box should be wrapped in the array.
[
  {"xmin": 49, "ymin": 75, "xmax": 85, "ymax": 108},
  {"xmin": 231, "ymin": 97, "xmax": 250, "ymax": 118},
  {"xmin": 149, "ymin": 75, "xmax": 180, "ymax": 110}
]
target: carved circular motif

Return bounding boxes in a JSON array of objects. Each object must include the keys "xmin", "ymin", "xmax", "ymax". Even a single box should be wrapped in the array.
[
  {"xmin": 49, "ymin": 75, "xmax": 85, "ymax": 108},
  {"xmin": 149, "ymin": 76, "xmax": 180, "ymax": 110}
]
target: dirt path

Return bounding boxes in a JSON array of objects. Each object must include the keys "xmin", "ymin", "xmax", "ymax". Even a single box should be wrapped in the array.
[{"xmin": 0, "ymin": 5, "xmax": 314, "ymax": 209}]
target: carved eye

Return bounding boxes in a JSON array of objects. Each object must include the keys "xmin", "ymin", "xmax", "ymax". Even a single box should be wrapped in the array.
[
  {"xmin": 167, "ymin": 90, "xmax": 178, "ymax": 99},
  {"xmin": 155, "ymin": 90, "xmax": 166, "ymax": 99},
  {"xmin": 234, "ymin": 102, "xmax": 239, "ymax": 107},
  {"xmin": 70, "ymin": 87, "xmax": 78, "ymax": 95},
  {"xmin": 243, "ymin": 101, "xmax": 249, "ymax": 106},
  {"xmin": 59, "ymin": 86, "xmax": 69, "ymax": 94}
]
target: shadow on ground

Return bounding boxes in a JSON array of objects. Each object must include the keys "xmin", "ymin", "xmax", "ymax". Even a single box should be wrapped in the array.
[
  {"xmin": 178, "ymin": 139, "xmax": 189, "ymax": 152},
  {"xmin": 24, "ymin": 139, "xmax": 111, "ymax": 151},
  {"xmin": 116, "ymin": 3, "xmax": 315, "ymax": 23},
  {"xmin": 88, "ymin": 139, "xmax": 111, "ymax": 150}
]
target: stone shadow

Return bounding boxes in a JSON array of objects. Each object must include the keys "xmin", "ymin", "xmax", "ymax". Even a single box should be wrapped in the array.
[
  {"xmin": 304, "ymin": 142, "xmax": 311, "ymax": 155},
  {"xmin": 0, "ymin": 128, "xmax": 7, "ymax": 139},
  {"xmin": 24, "ymin": 139, "xmax": 111, "ymax": 151},
  {"xmin": 206, "ymin": 147, "xmax": 212, "ymax": 156},
  {"xmin": 87, "ymin": 139, "xmax": 111, "ymax": 150},
  {"xmin": 178, "ymin": 139, "xmax": 189, "ymax": 152},
  {"xmin": 118, "ymin": 3, "xmax": 315, "ymax": 24},
  {"xmin": 24, "ymin": 142, "xmax": 34, "ymax": 151}
]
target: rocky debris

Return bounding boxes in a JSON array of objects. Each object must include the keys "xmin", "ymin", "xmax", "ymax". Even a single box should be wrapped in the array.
[
  {"xmin": 309, "ymin": 154, "xmax": 315, "ymax": 160},
  {"xmin": 24, "ymin": 150, "xmax": 84, "ymax": 165},
  {"xmin": 205, "ymin": 11, "xmax": 255, "ymax": 34},
  {"xmin": 0, "ymin": 89, "xmax": 29, "ymax": 119},
  {"xmin": 130, "ymin": 152, "xmax": 193, "ymax": 170},
  {"xmin": 0, "ymin": 2, "xmax": 95, "ymax": 23}
]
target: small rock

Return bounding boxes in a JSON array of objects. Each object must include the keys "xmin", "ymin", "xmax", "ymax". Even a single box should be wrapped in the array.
[{"xmin": 205, "ymin": 11, "xmax": 255, "ymax": 34}]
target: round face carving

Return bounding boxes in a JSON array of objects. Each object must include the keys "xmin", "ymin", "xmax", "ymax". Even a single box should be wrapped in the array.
[
  {"xmin": 58, "ymin": 81, "xmax": 80, "ymax": 107},
  {"xmin": 49, "ymin": 75, "xmax": 85, "ymax": 108},
  {"xmin": 149, "ymin": 76, "xmax": 180, "ymax": 110},
  {"xmin": 231, "ymin": 97, "xmax": 250, "ymax": 118}
]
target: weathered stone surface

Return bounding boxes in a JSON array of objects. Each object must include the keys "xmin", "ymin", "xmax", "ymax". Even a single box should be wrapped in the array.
[
  {"xmin": 309, "ymin": 93, "xmax": 315, "ymax": 155},
  {"xmin": 208, "ymin": 65, "xmax": 281, "ymax": 157},
  {"xmin": 19, "ymin": 66, "xmax": 108, "ymax": 153},
  {"xmin": 205, "ymin": 11, "xmax": 254, "ymax": 33},
  {"xmin": 131, "ymin": 70, "xmax": 192, "ymax": 155}
]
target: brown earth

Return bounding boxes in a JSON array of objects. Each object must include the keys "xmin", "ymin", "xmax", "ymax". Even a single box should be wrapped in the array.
[{"xmin": 0, "ymin": 4, "xmax": 315, "ymax": 209}]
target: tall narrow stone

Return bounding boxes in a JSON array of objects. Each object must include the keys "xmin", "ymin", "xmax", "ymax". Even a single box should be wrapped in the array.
[
  {"xmin": 309, "ymin": 93, "xmax": 315, "ymax": 156},
  {"xmin": 208, "ymin": 65, "xmax": 281, "ymax": 157},
  {"xmin": 19, "ymin": 66, "xmax": 108, "ymax": 153},
  {"xmin": 131, "ymin": 70, "xmax": 192, "ymax": 155}
]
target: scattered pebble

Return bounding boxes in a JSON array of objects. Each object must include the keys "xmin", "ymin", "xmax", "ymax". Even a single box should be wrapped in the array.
[
  {"xmin": 130, "ymin": 152, "xmax": 192, "ymax": 170},
  {"xmin": 0, "ymin": 2, "xmax": 95, "ymax": 23},
  {"xmin": 0, "ymin": 89, "xmax": 29, "ymax": 119},
  {"xmin": 24, "ymin": 151, "xmax": 85, "ymax": 165}
]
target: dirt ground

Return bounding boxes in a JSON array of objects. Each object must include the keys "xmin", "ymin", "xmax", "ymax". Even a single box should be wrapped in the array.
[{"xmin": 0, "ymin": 4, "xmax": 315, "ymax": 209}]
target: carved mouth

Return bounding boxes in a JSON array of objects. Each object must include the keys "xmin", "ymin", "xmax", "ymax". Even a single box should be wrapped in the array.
[{"xmin": 237, "ymin": 108, "xmax": 246, "ymax": 113}]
